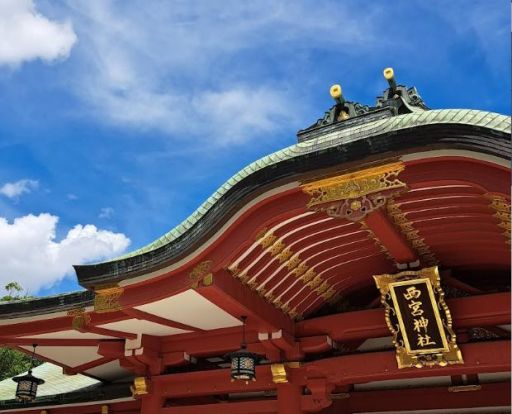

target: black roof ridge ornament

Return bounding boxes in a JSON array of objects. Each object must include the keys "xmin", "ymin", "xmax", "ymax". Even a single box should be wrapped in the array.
[
  {"xmin": 376, "ymin": 67, "xmax": 429, "ymax": 113},
  {"xmin": 297, "ymin": 67, "xmax": 429, "ymax": 142}
]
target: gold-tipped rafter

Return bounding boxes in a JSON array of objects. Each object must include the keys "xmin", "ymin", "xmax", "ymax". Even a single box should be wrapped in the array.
[
  {"xmin": 486, "ymin": 194, "xmax": 511, "ymax": 244},
  {"xmin": 227, "ymin": 231, "xmax": 338, "ymax": 319},
  {"xmin": 386, "ymin": 198, "xmax": 437, "ymax": 266}
]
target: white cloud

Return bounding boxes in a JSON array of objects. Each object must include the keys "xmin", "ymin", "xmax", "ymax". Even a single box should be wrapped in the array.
[
  {"xmin": 0, "ymin": 179, "xmax": 39, "ymax": 198},
  {"xmin": 99, "ymin": 207, "xmax": 114, "ymax": 219},
  {"xmin": 0, "ymin": 0, "xmax": 77, "ymax": 66},
  {"xmin": 56, "ymin": 0, "xmax": 377, "ymax": 144},
  {"xmin": 0, "ymin": 213, "xmax": 130, "ymax": 293}
]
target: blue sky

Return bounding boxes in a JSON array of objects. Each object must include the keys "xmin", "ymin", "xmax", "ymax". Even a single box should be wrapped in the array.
[{"xmin": 0, "ymin": 0, "xmax": 509, "ymax": 296}]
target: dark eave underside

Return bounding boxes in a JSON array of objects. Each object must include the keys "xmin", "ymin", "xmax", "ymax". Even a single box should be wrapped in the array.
[
  {"xmin": 0, "ymin": 290, "xmax": 93, "ymax": 319},
  {"xmin": 74, "ymin": 122, "xmax": 510, "ymax": 288}
]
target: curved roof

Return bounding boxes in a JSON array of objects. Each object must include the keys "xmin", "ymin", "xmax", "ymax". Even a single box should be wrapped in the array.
[
  {"xmin": 74, "ymin": 109, "xmax": 511, "ymax": 288},
  {"xmin": 0, "ymin": 102, "xmax": 509, "ymax": 385},
  {"xmin": 122, "ymin": 109, "xmax": 509, "ymax": 259}
]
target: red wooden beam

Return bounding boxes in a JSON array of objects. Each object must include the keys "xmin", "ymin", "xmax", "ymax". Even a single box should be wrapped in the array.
[
  {"xmin": 12, "ymin": 345, "xmax": 75, "ymax": 374},
  {"xmin": 197, "ymin": 269, "xmax": 294, "ymax": 334},
  {"xmin": 162, "ymin": 351, "xmax": 194, "ymax": 368},
  {"xmin": 0, "ymin": 337, "xmax": 120, "ymax": 347},
  {"xmin": 364, "ymin": 208, "xmax": 418, "ymax": 264},
  {"xmin": 77, "ymin": 324, "xmax": 137, "ymax": 340},
  {"xmin": 162, "ymin": 400, "xmax": 277, "ymax": 414},
  {"xmin": 154, "ymin": 365, "xmax": 276, "ymax": 398},
  {"xmin": 326, "ymin": 381, "xmax": 511, "ymax": 413},
  {"xmin": 153, "ymin": 341, "xmax": 510, "ymax": 398},
  {"xmin": 308, "ymin": 340, "xmax": 510, "ymax": 385},
  {"xmin": 64, "ymin": 356, "xmax": 113, "ymax": 375},
  {"xmin": 6, "ymin": 400, "xmax": 140, "ymax": 414},
  {"xmin": 298, "ymin": 335, "xmax": 333, "ymax": 354},
  {"xmin": 0, "ymin": 316, "xmax": 74, "ymax": 337},
  {"xmin": 123, "ymin": 308, "xmax": 204, "ymax": 332},
  {"xmin": 296, "ymin": 291, "xmax": 511, "ymax": 341}
]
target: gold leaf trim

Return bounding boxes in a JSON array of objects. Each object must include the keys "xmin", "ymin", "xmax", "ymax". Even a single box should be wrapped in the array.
[
  {"xmin": 190, "ymin": 260, "xmax": 213, "ymax": 289},
  {"xmin": 386, "ymin": 198, "xmax": 438, "ymax": 266},
  {"xmin": 486, "ymin": 194, "xmax": 511, "ymax": 243},
  {"xmin": 302, "ymin": 162, "xmax": 406, "ymax": 208},
  {"xmin": 67, "ymin": 308, "xmax": 91, "ymax": 330},
  {"xmin": 373, "ymin": 266, "xmax": 463, "ymax": 369},
  {"xmin": 94, "ymin": 287, "xmax": 124, "ymax": 313}
]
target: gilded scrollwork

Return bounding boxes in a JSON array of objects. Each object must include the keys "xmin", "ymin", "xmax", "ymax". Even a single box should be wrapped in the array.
[
  {"xmin": 68, "ymin": 308, "xmax": 91, "ymax": 330},
  {"xmin": 302, "ymin": 162, "xmax": 407, "ymax": 221},
  {"xmin": 386, "ymin": 198, "xmax": 438, "ymax": 266},
  {"xmin": 189, "ymin": 260, "xmax": 214, "ymax": 289},
  {"xmin": 226, "ymin": 230, "xmax": 338, "ymax": 319},
  {"xmin": 486, "ymin": 194, "xmax": 511, "ymax": 244},
  {"xmin": 94, "ymin": 285, "xmax": 124, "ymax": 313}
]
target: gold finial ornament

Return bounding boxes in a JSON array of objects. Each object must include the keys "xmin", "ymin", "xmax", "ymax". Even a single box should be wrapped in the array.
[
  {"xmin": 329, "ymin": 84, "xmax": 342, "ymax": 99},
  {"xmin": 383, "ymin": 67, "xmax": 397, "ymax": 92},
  {"xmin": 383, "ymin": 67, "xmax": 394, "ymax": 80}
]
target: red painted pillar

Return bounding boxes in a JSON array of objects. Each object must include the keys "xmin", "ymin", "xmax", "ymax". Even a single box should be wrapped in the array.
[
  {"xmin": 141, "ymin": 381, "xmax": 163, "ymax": 414},
  {"xmin": 277, "ymin": 383, "xmax": 304, "ymax": 414}
]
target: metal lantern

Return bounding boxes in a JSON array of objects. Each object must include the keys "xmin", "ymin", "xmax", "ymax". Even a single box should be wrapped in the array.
[
  {"xmin": 12, "ymin": 345, "xmax": 44, "ymax": 402},
  {"xmin": 229, "ymin": 316, "xmax": 259, "ymax": 383},
  {"xmin": 230, "ymin": 348, "xmax": 258, "ymax": 382}
]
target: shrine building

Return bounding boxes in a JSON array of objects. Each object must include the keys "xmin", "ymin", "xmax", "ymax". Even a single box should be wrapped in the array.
[{"xmin": 0, "ymin": 69, "xmax": 510, "ymax": 414}]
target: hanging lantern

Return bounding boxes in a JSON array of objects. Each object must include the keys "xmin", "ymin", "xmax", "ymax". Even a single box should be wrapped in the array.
[
  {"xmin": 229, "ymin": 316, "xmax": 260, "ymax": 383},
  {"xmin": 12, "ymin": 345, "xmax": 44, "ymax": 402}
]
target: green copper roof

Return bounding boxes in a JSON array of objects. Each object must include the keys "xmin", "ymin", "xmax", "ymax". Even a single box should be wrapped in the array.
[
  {"xmin": 114, "ymin": 109, "xmax": 510, "ymax": 261},
  {"xmin": 0, "ymin": 363, "xmax": 98, "ymax": 401}
]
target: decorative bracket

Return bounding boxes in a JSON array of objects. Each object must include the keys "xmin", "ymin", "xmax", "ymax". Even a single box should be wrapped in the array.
[
  {"xmin": 302, "ymin": 163, "xmax": 406, "ymax": 222},
  {"xmin": 190, "ymin": 261, "xmax": 214, "ymax": 289},
  {"xmin": 67, "ymin": 308, "xmax": 91, "ymax": 330},
  {"xmin": 130, "ymin": 377, "xmax": 150, "ymax": 398},
  {"xmin": 94, "ymin": 285, "xmax": 124, "ymax": 313}
]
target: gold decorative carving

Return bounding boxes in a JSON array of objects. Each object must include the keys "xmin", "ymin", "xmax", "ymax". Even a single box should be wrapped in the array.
[
  {"xmin": 189, "ymin": 260, "xmax": 213, "ymax": 289},
  {"xmin": 316, "ymin": 280, "xmax": 330, "ymax": 294},
  {"xmin": 301, "ymin": 268, "xmax": 316, "ymax": 284},
  {"xmin": 271, "ymin": 363, "xmax": 288, "ymax": 383},
  {"xmin": 302, "ymin": 163, "xmax": 406, "ymax": 221},
  {"xmin": 307, "ymin": 274, "xmax": 323, "ymax": 290},
  {"xmin": 255, "ymin": 227, "xmax": 269, "ymax": 241},
  {"xmin": 94, "ymin": 286, "xmax": 124, "ymax": 313},
  {"xmin": 227, "ymin": 227, "xmax": 341, "ymax": 320},
  {"xmin": 269, "ymin": 240, "xmax": 286, "ymax": 255},
  {"xmin": 288, "ymin": 307, "xmax": 301, "ymax": 320},
  {"xmin": 373, "ymin": 266, "xmax": 463, "ymax": 369},
  {"xmin": 130, "ymin": 377, "xmax": 149, "ymax": 397},
  {"xmin": 386, "ymin": 199, "xmax": 437, "ymax": 266},
  {"xmin": 277, "ymin": 247, "xmax": 293, "ymax": 263},
  {"xmin": 291, "ymin": 262, "xmax": 309, "ymax": 277},
  {"xmin": 322, "ymin": 287, "xmax": 337, "ymax": 301},
  {"xmin": 259, "ymin": 233, "xmax": 277, "ymax": 249},
  {"xmin": 360, "ymin": 221, "xmax": 394, "ymax": 262},
  {"xmin": 286, "ymin": 255, "xmax": 301, "ymax": 270},
  {"xmin": 67, "ymin": 308, "xmax": 91, "ymax": 330},
  {"xmin": 486, "ymin": 194, "xmax": 511, "ymax": 244}
]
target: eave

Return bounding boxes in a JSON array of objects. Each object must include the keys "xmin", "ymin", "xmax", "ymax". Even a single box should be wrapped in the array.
[{"xmin": 74, "ymin": 109, "xmax": 511, "ymax": 288}]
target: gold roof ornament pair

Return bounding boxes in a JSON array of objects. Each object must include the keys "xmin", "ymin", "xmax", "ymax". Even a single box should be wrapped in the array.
[{"xmin": 329, "ymin": 67, "xmax": 396, "ymax": 102}]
